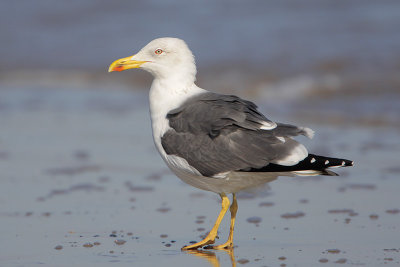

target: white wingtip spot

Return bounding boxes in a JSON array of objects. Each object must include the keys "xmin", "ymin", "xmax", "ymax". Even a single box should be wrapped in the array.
[
  {"xmin": 342, "ymin": 161, "xmax": 345, "ymax": 166},
  {"xmin": 325, "ymin": 160, "xmax": 329, "ymax": 165},
  {"xmin": 302, "ymin": 127, "xmax": 315, "ymax": 139},
  {"xmin": 311, "ymin": 157, "xmax": 316, "ymax": 163},
  {"xmin": 260, "ymin": 121, "xmax": 277, "ymax": 130}
]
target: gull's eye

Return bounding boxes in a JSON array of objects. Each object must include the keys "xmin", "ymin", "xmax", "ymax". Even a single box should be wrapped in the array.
[{"xmin": 154, "ymin": 49, "xmax": 163, "ymax": 55}]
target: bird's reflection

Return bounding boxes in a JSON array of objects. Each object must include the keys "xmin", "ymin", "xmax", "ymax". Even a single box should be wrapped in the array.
[{"xmin": 185, "ymin": 248, "xmax": 236, "ymax": 267}]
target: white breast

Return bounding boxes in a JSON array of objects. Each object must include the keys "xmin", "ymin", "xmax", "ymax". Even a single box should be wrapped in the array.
[{"xmin": 149, "ymin": 79, "xmax": 206, "ymax": 174}]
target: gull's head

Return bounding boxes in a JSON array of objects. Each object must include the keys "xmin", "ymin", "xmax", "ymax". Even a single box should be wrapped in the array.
[{"xmin": 109, "ymin": 37, "xmax": 196, "ymax": 82}]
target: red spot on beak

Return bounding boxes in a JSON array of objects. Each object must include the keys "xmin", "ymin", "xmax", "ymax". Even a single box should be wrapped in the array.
[{"xmin": 113, "ymin": 65, "xmax": 125, "ymax": 72}]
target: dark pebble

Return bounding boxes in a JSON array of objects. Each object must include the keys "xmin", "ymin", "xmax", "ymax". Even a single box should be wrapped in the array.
[
  {"xmin": 237, "ymin": 258, "xmax": 249, "ymax": 264},
  {"xmin": 114, "ymin": 239, "xmax": 126, "ymax": 245},
  {"xmin": 246, "ymin": 216, "xmax": 262, "ymax": 224},
  {"xmin": 83, "ymin": 243, "xmax": 93, "ymax": 248}
]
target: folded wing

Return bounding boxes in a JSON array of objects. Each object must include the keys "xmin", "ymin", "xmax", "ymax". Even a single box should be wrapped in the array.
[{"xmin": 161, "ymin": 92, "xmax": 312, "ymax": 177}]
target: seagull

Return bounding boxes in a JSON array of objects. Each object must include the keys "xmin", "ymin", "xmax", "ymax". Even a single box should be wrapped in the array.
[{"xmin": 108, "ymin": 37, "xmax": 353, "ymax": 250}]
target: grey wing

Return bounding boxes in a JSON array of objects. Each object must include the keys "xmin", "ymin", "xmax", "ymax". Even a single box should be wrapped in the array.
[
  {"xmin": 161, "ymin": 92, "xmax": 312, "ymax": 177},
  {"xmin": 166, "ymin": 92, "xmax": 277, "ymax": 134}
]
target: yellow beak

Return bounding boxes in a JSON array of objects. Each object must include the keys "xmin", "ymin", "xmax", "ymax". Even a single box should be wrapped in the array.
[{"xmin": 108, "ymin": 55, "xmax": 148, "ymax": 72}]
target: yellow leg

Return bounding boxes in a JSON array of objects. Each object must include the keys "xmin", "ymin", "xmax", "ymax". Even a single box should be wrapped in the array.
[
  {"xmin": 182, "ymin": 193, "xmax": 230, "ymax": 250},
  {"xmin": 208, "ymin": 193, "xmax": 238, "ymax": 250}
]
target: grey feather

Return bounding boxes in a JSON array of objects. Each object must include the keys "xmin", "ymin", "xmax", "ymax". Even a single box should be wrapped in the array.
[
  {"xmin": 162, "ymin": 92, "xmax": 310, "ymax": 177},
  {"xmin": 167, "ymin": 92, "xmax": 275, "ymax": 135}
]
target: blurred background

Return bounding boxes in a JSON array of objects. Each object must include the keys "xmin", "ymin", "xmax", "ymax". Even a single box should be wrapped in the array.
[
  {"xmin": 1, "ymin": 0, "xmax": 399, "ymax": 125},
  {"xmin": 1, "ymin": 1, "xmax": 400, "ymax": 266}
]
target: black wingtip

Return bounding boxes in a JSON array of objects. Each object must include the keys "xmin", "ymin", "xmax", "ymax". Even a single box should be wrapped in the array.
[
  {"xmin": 342, "ymin": 159, "xmax": 354, "ymax": 167},
  {"xmin": 241, "ymin": 154, "xmax": 354, "ymax": 175}
]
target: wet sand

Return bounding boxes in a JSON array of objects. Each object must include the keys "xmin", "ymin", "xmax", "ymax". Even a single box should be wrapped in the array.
[
  {"xmin": 0, "ymin": 85, "xmax": 399, "ymax": 266},
  {"xmin": 2, "ymin": 1, "xmax": 400, "ymax": 265}
]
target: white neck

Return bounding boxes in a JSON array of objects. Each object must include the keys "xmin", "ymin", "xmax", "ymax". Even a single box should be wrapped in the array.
[{"xmin": 149, "ymin": 77, "xmax": 202, "ymax": 114}]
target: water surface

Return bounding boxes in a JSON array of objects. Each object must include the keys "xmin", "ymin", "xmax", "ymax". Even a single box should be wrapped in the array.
[{"xmin": 0, "ymin": 85, "xmax": 399, "ymax": 266}]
